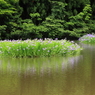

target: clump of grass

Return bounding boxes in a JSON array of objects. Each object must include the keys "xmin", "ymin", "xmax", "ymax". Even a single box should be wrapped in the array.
[
  {"xmin": 79, "ymin": 34, "xmax": 95, "ymax": 43},
  {"xmin": 0, "ymin": 39, "xmax": 82, "ymax": 58}
]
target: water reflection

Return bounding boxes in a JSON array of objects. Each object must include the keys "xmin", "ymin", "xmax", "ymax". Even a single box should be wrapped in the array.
[
  {"xmin": 0, "ymin": 44, "xmax": 95, "ymax": 95},
  {"xmin": 0, "ymin": 55, "xmax": 82, "ymax": 76}
]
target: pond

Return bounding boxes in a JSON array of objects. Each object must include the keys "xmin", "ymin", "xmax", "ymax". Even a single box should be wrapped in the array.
[{"xmin": 0, "ymin": 43, "xmax": 95, "ymax": 95}]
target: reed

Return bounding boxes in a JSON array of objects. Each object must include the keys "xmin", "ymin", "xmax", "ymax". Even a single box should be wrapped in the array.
[
  {"xmin": 0, "ymin": 39, "xmax": 82, "ymax": 57},
  {"xmin": 79, "ymin": 34, "xmax": 95, "ymax": 43}
]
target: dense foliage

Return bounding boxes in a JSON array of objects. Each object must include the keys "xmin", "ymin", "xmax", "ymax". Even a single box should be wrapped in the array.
[{"xmin": 0, "ymin": 0, "xmax": 95, "ymax": 40}]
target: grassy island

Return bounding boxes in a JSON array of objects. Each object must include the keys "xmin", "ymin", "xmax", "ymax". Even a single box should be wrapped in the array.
[
  {"xmin": 0, "ymin": 39, "xmax": 82, "ymax": 57},
  {"xmin": 79, "ymin": 34, "xmax": 95, "ymax": 44}
]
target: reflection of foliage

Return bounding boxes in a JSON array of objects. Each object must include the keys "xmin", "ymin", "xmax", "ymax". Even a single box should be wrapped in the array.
[
  {"xmin": 0, "ymin": 53, "xmax": 93, "ymax": 95},
  {"xmin": 0, "ymin": 55, "xmax": 82, "ymax": 74}
]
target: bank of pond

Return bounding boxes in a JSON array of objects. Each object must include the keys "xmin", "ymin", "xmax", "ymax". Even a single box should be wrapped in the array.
[{"xmin": 0, "ymin": 34, "xmax": 94, "ymax": 58}]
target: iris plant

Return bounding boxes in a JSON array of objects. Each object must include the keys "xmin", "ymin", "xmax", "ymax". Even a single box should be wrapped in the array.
[
  {"xmin": 79, "ymin": 34, "xmax": 95, "ymax": 43},
  {"xmin": 0, "ymin": 39, "xmax": 82, "ymax": 57}
]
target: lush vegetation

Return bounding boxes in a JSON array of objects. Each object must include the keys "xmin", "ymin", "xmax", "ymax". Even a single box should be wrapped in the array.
[
  {"xmin": 0, "ymin": 39, "xmax": 82, "ymax": 57},
  {"xmin": 79, "ymin": 34, "xmax": 95, "ymax": 43},
  {"xmin": 0, "ymin": 0, "xmax": 95, "ymax": 40}
]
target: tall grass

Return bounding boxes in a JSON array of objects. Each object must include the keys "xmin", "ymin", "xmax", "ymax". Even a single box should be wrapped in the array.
[
  {"xmin": 79, "ymin": 34, "xmax": 95, "ymax": 43},
  {"xmin": 0, "ymin": 39, "xmax": 82, "ymax": 57}
]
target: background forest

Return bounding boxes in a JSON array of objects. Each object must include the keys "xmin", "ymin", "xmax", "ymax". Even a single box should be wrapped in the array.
[{"xmin": 0, "ymin": 0, "xmax": 95, "ymax": 40}]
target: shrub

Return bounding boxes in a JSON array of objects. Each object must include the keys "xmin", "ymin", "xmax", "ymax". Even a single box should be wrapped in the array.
[{"xmin": 10, "ymin": 19, "xmax": 43, "ymax": 40}]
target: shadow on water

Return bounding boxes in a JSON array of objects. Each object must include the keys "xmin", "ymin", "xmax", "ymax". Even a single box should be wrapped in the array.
[{"xmin": 0, "ymin": 43, "xmax": 95, "ymax": 95}]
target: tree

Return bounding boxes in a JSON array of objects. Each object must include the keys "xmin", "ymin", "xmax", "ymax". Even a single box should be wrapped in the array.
[
  {"xmin": 19, "ymin": 0, "xmax": 51, "ymax": 24},
  {"xmin": 0, "ymin": 0, "xmax": 16, "ymax": 25}
]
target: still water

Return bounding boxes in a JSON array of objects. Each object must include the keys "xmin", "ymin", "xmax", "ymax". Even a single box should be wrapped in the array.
[{"xmin": 0, "ymin": 43, "xmax": 95, "ymax": 95}]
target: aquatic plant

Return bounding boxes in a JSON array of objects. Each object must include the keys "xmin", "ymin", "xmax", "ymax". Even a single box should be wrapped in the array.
[
  {"xmin": 0, "ymin": 39, "xmax": 82, "ymax": 57},
  {"xmin": 79, "ymin": 34, "xmax": 95, "ymax": 43}
]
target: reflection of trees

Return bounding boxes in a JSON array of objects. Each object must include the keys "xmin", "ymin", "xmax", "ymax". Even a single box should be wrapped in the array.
[
  {"xmin": 0, "ymin": 73, "xmax": 20, "ymax": 95},
  {"xmin": 0, "ymin": 55, "xmax": 82, "ymax": 76},
  {"xmin": 61, "ymin": 55, "xmax": 83, "ymax": 74}
]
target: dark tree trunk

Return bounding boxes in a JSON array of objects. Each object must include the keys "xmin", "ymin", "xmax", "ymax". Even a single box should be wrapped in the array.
[{"xmin": 19, "ymin": 0, "xmax": 30, "ymax": 19}]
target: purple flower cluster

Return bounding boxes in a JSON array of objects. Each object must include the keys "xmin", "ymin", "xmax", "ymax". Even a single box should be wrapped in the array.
[
  {"xmin": 86, "ymin": 34, "xmax": 95, "ymax": 37},
  {"xmin": 0, "ymin": 39, "xmax": 82, "ymax": 57},
  {"xmin": 79, "ymin": 34, "xmax": 95, "ymax": 43}
]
